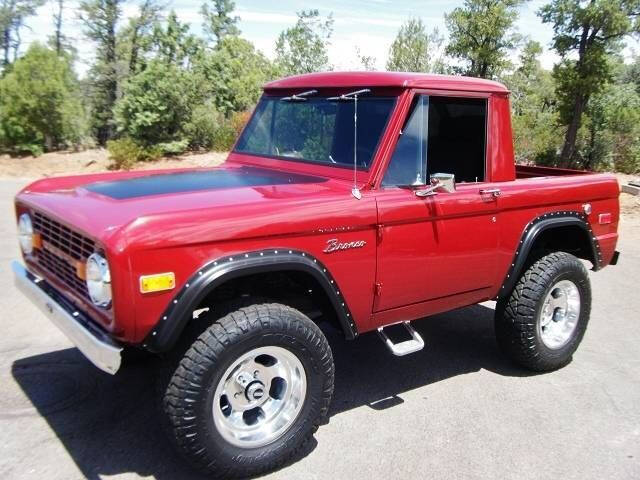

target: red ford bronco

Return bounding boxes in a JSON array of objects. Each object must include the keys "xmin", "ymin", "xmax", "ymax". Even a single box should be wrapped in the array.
[{"xmin": 13, "ymin": 72, "xmax": 620, "ymax": 478}]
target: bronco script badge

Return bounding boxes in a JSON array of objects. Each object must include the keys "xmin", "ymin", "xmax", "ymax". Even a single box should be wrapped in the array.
[{"xmin": 323, "ymin": 238, "xmax": 367, "ymax": 253}]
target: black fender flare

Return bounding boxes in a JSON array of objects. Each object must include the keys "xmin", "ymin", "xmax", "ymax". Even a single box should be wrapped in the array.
[
  {"xmin": 143, "ymin": 249, "xmax": 358, "ymax": 352},
  {"xmin": 497, "ymin": 211, "xmax": 602, "ymax": 299}
]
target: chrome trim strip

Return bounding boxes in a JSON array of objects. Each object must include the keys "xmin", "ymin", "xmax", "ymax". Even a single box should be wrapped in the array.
[{"xmin": 12, "ymin": 261, "xmax": 122, "ymax": 375}]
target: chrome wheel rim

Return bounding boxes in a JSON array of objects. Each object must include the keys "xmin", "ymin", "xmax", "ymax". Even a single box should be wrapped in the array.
[
  {"xmin": 212, "ymin": 346, "xmax": 307, "ymax": 448},
  {"xmin": 538, "ymin": 279, "xmax": 581, "ymax": 349}
]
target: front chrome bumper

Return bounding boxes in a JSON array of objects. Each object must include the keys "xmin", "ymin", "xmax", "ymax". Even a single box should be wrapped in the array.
[{"xmin": 12, "ymin": 261, "xmax": 122, "ymax": 374}]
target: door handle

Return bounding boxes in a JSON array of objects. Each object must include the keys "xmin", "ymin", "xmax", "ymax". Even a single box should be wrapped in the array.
[{"xmin": 480, "ymin": 188, "xmax": 501, "ymax": 198}]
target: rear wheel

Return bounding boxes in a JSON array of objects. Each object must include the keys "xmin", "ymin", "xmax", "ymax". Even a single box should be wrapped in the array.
[
  {"xmin": 161, "ymin": 303, "xmax": 334, "ymax": 478},
  {"xmin": 495, "ymin": 252, "xmax": 591, "ymax": 372}
]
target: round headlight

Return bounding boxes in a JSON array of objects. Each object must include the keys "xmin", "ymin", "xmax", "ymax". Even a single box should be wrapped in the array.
[
  {"xmin": 86, "ymin": 253, "xmax": 112, "ymax": 308},
  {"xmin": 18, "ymin": 213, "xmax": 34, "ymax": 255}
]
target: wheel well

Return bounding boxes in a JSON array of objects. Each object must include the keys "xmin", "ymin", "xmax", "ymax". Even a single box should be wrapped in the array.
[
  {"xmin": 498, "ymin": 219, "xmax": 598, "ymax": 300},
  {"xmin": 193, "ymin": 270, "xmax": 346, "ymax": 336},
  {"xmin": 528, "ymin": 225, "xmax": 596, "ymax": 268}
]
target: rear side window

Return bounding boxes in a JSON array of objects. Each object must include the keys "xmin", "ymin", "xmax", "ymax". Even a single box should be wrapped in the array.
[{"xmin": 383, "ymin": 95, "xmax": 487, "ymax": 186}]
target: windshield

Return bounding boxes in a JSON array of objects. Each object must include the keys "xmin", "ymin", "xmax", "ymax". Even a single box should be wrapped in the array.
[{"xmin": 235, "ymin": 95, "xmax": 396, "ymax": 169}]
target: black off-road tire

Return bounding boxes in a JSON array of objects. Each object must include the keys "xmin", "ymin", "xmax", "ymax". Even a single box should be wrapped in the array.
[
  {"xmin": 495, "ymin": 252, "xmax": 592, "ymax": 372},
  {"xmin": 161, "ymin": 303, "xmax": 334, "ymax": 478}
]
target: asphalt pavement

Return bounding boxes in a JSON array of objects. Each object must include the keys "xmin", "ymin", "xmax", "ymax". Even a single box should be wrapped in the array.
[{"xmin": 0, "ymin": 177, "xmax": 638, "ymax": 480}]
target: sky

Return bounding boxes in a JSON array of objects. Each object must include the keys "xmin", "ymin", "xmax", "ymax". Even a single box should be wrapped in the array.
[{"xmin": 20, "ymin": 0, "xmax": 640, "ymax": 77}]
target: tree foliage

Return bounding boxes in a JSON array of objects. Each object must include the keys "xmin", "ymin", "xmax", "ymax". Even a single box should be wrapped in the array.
[
  {"xmin": 275, "ymin": 9, "xmax": 333, "ymax": 76},
  {"xmin": 578, "ymin": 59, "xmax": 640, "ymax": 173},
  {"xmin": 386, "ymin": 19, "xmax": 446, "ymax": 73},
  {"xmin": 0, "ymin": 43, "xmax": 86, "ymax": 155},
  {"xmin": 121, "ymin": 0, "xmax": 163, "ymax": 76},
  {"xmin": 79, "ymin": 0, "xmax": 122, "ymax": 144},
  {"xmin": 540, "ymin": 0, "xmax": 640, "ymax": 165},
  {"xmin": 505, "ymin": 40, "xmax": 562, "ymax": 164},
  {"xmin": 355, "ymin": 46, "xmax": 376, "ymax": 71},
  {"xmin": 196, "ymin": 35, "xmax": 274, "ymax": 115},
  {"xmin": 201, "ymin": 0, "xmax": 239, "ymax": 45},
  {"xmin": 114, "ymin": 59, "xmax": 200, "ymax": 145},
  {"xmin": 0, "ymin": 0, "xmax": 638, "ymax": 175},
  {"xmin": 151, "ymin": 10, "xmax": 203, "ymax": 67},
  {"xmin": 0, "ymin": 0, "xmax": 44, "ymax": 68},
  {"xmin": 445, "ymin": 0, "xmax": 524, "ymax": 78},
  {"xmin": 113, "ymin": 16, "xmax": 273, "ymax": 156}
]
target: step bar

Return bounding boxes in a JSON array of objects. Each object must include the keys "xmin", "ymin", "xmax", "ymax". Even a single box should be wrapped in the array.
[{"xmin": 377, "ymin": 321, "xmax": 425, "ymax": 356}]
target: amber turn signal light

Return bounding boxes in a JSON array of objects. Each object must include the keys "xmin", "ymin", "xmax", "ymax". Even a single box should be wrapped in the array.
[
  {"xmin": 75, "ymin": 260, "xmax": 87, "ymax": 280},
  {"xmin": 32, "ymin": 233, "xmax": 42, "ymax": 250},
  {"xmin": 140, "ymin": 272, "xmax": 176, "ymax": 293}
]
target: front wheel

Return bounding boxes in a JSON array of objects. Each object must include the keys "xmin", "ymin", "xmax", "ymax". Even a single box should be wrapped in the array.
[
  {"xmin": 162, "ymin": 303, "xmax": 334, "ymax": 478},
  {"xmin": 495, "ymin": 252, "xmax": 592, "ymax": 372}
]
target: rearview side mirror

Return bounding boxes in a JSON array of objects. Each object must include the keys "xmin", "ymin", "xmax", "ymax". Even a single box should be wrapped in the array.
[{"xmin": 415, "ymin": 173, "xmax": 456, "ymax": 197}]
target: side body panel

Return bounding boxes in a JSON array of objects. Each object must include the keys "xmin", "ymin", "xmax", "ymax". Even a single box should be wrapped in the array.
[
  {"xmin": 126, "ymin": 192, "xmax": 379, "ymax": 342},
  {"xmin": 370, "ymin": 92, "xmax": 619, "ymax": 328},
  {"xmin": 374, "ymin": 186, "xmax": 499, "ymax": 313}
]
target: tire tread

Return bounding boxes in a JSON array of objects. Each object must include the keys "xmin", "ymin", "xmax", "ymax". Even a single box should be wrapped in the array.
[
  {"xmin": 495, "ymin": 252, "xmax": 591, "ymax": 372},
  {"xmin": 162, "ymin": 303, "xmax": 334, "ymax": 478}
]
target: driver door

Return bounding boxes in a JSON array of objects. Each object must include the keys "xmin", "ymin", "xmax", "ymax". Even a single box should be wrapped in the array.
[{"xmin": 374, "ymin": 93, "xmax": 501, "ymax": 318}]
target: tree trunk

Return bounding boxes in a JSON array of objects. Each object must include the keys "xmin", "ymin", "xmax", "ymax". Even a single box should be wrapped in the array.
[
  {"xmin": 2, "ymin": 27, "xmax": 10, "ymax": 67},
  {"xmin": 129, "ymin": 27, "xmax": 139, "ymax": 75},
  {"xmin": 479, "ymin": 62, "xmax": 488, "ymax": 79},
  {"xmin": 54, "ymin": 0, "xmax": 63, "ymax": 55},
  {"xmin": 103, "ymin": 0, "xmax": 118, "ymax": 143},
  {"xmin": 559, "ymin": 93, "xmax": 587, "ymax": 167},
  {"xmin": 560, "ymin": 24, "xmax": 590, "ymax": 167}
]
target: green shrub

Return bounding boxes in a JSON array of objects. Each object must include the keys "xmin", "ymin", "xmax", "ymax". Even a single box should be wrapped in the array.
[
  {"xmin": 231, "ymin": 110, "xmax": 251, "ymax": 137},
  {"xmin": 157, "ymin": 139, "xmax": 189, "ymax": 156},
  {"xmin": 613, "ymin": 139, "xmax": 640, "ymax": 174},
  {"xmin": 114, "ymin": 60, "xmax": 201, "ymax": 146},
  {"xmin": 0, "ymin": 44, "xmax": 87, "ymax": 155},
  {"xmin": 106, "ymin": 138, "xmax": 162, "ymax": 170},
  {"xmin": 210, "ymin": 121, "xmax": 236, "ymax": 151},
  {"xmin": 210, "ymin": 111, "xmax": 251, "ymax": 150},
  {"xmin": 184, "ymin": 104, "xmax": 223, "ymax": 150},
  {"xmin": 184, "ymin": 107, "xmax": 250, "ymax": 151}
]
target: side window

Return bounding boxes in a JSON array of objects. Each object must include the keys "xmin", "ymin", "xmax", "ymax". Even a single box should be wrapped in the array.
[
  {"xmin": 382, "ymin": 95, "xmax": 487, "ymax": 186},
  {"xmin": 427, "ymin": 96, "xmax": 487, "ymax": 183},
  {"xmin": 382, "ymin": 96, "xmax": 428, "ymax": 186}
]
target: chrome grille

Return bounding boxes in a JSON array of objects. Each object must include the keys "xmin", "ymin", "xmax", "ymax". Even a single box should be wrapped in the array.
[
  {"xmin": 37, "ymin": 248, "xmax": 90, "ymax": 298},
  {"xmin": 33, "ymin": 211, "xmax": 95, "ymax": 260},
  {"xmin": 32, "ymin": 211, "xmax": 95, "ymax": 300}
]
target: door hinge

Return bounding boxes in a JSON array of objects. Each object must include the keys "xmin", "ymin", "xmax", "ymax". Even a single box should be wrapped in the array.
[
  {"xmin": 376, "ymin": 224, "xmax": 384, "ymax": 242},
  {"xmin": 374, "ymin": 282, "xmax": 383, "ymax": 297}
]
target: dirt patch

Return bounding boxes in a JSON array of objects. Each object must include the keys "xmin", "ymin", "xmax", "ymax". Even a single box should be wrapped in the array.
[
  {"xmin": 0, "ymin": 149, "xmax": 228, "ymax": 178},
  {"xmin": 620, "ymin": 191, "xmax": 640, "ymax": 216},
  {"xmin": 614, "ymin": 173, "xmax": 640, "ymax": 223}
]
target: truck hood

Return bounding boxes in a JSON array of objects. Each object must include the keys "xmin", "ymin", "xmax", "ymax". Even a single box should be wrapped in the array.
[{"xmin": 16, "ymin": 163, "xmax": 373, "ymax": 249}]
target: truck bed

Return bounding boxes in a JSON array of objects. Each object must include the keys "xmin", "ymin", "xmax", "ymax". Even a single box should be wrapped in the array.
[{"xmin": 516, "ymin": 164, "xmax": 593, "ymax": 179}]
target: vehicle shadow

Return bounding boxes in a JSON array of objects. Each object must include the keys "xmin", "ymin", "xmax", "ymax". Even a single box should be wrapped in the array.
[{"xmin": 10, "ymin": 303, "xmax": 534, "ymax": 479}]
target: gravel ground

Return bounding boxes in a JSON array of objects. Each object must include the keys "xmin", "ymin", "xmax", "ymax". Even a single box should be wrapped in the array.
[{"xmin": 0, "ymin": 176, "xmax": 639, "ymax": 480}]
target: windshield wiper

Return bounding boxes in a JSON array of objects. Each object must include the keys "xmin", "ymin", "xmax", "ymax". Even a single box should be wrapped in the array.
[
  {"xmin": 281, "ymin": 89, "xmax": 318, "ymax": 102},
  {"xmin": 327, "ymin": 89, "xmax": 371, "ymax": 101}
]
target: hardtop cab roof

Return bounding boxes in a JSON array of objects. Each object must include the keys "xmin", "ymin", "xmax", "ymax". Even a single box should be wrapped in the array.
[{"xmin": 264, "ymin": 71, "xmax": 509, "ymax": 94}]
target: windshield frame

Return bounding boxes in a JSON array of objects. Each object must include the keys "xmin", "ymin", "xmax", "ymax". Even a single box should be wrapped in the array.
[{"xmin": 233, "ymin": 92, "xmax": 398, "ymax": 173}]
